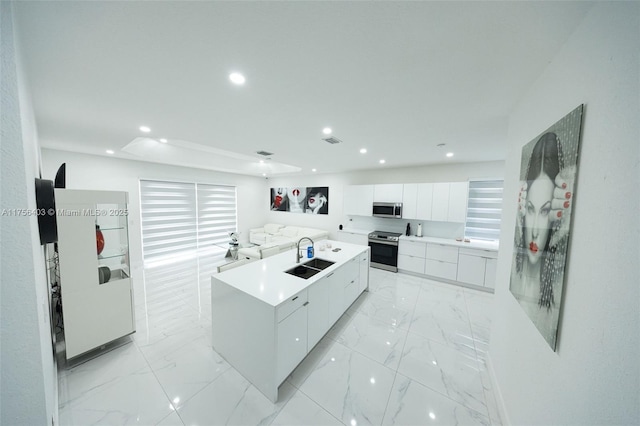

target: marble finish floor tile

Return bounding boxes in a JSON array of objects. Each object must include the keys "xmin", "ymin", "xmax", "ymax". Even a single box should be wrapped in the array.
[
  {"xmin": 397, "ymin": 332, "xmax": 488, "ymax": 416},
  {"xmin": 59, "ymin": 366, "xmax": 173, "ymax": 426},
  {"xmin": 58, "ymin": 342, "xmax": 149, "ymax": 407},
  {"xmin": 408, "ymin": 310, "xmax": 476, "ymax": 356},
  {"xmin": 298, "ymin": 341, "xmax": 397, "ymax": 425},
  {"xmin": 270, "ymin": 390, "xmax": 343, "ymax": 426},
  {"xmin": 348, "ymin": 292, "xmax": 414, "ymax": 330},
  {"xmin": 383, "ymin": 373, "xmax": 491, "ymax": 426},
  {"xmin": 331, "ymin": 310, "xmax": 409, "ymax": 370},
  {"xmin": 176, "ymin": 368, "xmax": 296, "ymax": 426},
  {"xmin": 148, "ymin": 336, "xmax": 231, "ymax": 408}
]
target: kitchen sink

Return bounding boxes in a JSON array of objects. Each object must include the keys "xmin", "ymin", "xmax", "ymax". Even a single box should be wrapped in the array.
[
  {"xmin": 284, "ymin": 259, "xmax": 334, "ymax": 280},
  {"xmin": 284, "ymin": 265, "xmax": 323, "ymax": 280},
  {"xmin": 302, "ymin": 258, "xmax": 335, "ymax": 270}
]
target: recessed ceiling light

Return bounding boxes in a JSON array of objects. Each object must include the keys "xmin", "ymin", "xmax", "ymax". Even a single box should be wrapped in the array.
[
  {"xmin": 139, "ymin": 126, "xmax": 151, "ymax": 133},
  {"xmin": 229, "ymin": 72, "xmax": 246, "ymax": 85},
  {"xmin": 379, "ymin": 159, "xmax": 386, "ymax": 164},
  {"xmin": 159, "ymin": 138, "xmax": 168, "ymax": 143},
  {"xmin": 259, "ymin": 160, "xmax": 264, "ymax": 164},
  {"xmin": 312, "ymin": 168, "xmax": 317, "ymax": 172},
  {"xmin": 360, "ymin": 148, "xmax": 367, "ymax": 154},
  {"xmin": 106, "ymin": 150, "xmax": 114, "ymax": 154},
  {"xmin": 322, "ymin": 127, "xmax": 332, "ymax": 135},
  {"xmin": 262, "ymin": 173, "xmax": 266, "ymax": 176},
  {"xmin": 446, "ymin": 152, "xmax": 454, "ymax": 157}
]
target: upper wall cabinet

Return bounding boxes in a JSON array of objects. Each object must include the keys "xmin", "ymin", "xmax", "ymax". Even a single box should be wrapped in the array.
[
  {"xmin": 373, "ymin": 184, "xmax": 404, "ymax": 203},
  {"xmin": 431, "ymin": 183, "xmax": 450, "ymax": 221},
  {"xmin": 448, "ymin": 182, "xmax": 469, "ymax": 223},
  {"xmin": 402, "ymin": 183, "xmax": 418, "ymax": 219},
  {"xmin": 402, "ymin": 183, "xmax": 433, "ymax": 220},
  {"xmin": 431, "ymin": 182, "xmax": 468, "ymax": 223},
  {"xmin": 344, "ymin": 185, "xmax": 374, "ymax": 216}
]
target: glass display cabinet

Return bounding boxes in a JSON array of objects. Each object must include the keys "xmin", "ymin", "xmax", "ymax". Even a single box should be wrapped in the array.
[{"xmin": 54, "ymin": 189, "xmax": 135, "ymax": 360}]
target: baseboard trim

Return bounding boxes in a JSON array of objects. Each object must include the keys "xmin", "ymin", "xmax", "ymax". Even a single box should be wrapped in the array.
[{"xmin": 486, "ymin": 352, "xmax": 511, "ymax": 426}]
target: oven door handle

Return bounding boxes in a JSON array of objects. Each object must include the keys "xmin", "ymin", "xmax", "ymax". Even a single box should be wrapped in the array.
[{"xmin": 368, "ymin": 239, "xmax": 398, "ymax": 247}]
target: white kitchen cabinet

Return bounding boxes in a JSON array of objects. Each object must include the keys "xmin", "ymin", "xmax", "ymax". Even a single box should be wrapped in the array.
[
  {"xmin": 344, "ymin": 184, "xmax": 374, "ymax": 216},
  {"xmin": 55, "ymin": 189, "xmax": 135, "ymax": 360},
  {"xmin": 307, "ymin": 280, "xmax": 329, "ymax": 350},
  {"xmin": 448, "ymin": 182, "xmax": 469, "ymax": 223},
  {"xmin": 343, "ymin": 257, "xmax": 360, "ymax": 309},
  {"xmin": 358, "ymin": 251, "xmax": 369, "ymax": 293},
  {"xmin": 456, "ymin": 247, "xmax": 498, "ymax": 289},
  {"xmin": 327, "ymin": 270, "xmax": 344, "ymax": 325},
  {"xmin": 373, "ymin": 184, "xmax": 404, "ymax": 203},
  {"xmin": 402, "ymin": 183, "xmax": 418, "ymax": 219},
  {"xmin": 276, "ymin": 302, "xmax": 308, "ymax": 383},
  {"xmin": 337, "ymin": 230, "xmax": 368, "ymax": 246},
  {"xmin": 398, "ymin": 239, "xmax": 427, "ymax": 274},
  {"xmin": 484, "ymin": 258, "xmax": 497, "ymax": 289},
  {"xmin": 398, "ymin": 254, "xmax": 426, "ymax": 274},
  {"xmin": 431, "ymin": 183, "xmax": 450, "ymax": 221},
  {"xmin": 425, "ymin": 259, "xmax": 458, "ymax": 280},
  {"xmin": 457, "ymin": 253, "xmax": 486, "ymax": 286},
  {"xmin": 426, "ymin": 243, "xmax": 459, "ymax": 263},
  {"xmin": 416, "ymin": 183, "xmax": 434, "ymax": 220},
  {"xmin": 425, "ymin": 243, "xmax": 459, "ymax": 280},
  {"xmin": 399, "ymin": 239, "xmax": 427, "ymax": 258}
]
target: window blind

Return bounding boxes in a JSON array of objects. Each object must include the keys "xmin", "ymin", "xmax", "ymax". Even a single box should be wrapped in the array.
[
  {"xmin": 196, "ymin": 183, "xmax": 238, "ymax": 252},
  {"xmin": 140, "ymin": 179, "xmax": 237, "ymax": 265},
  {"xmin": 465, "ymin": 180, "xmax": 503, "ymax": 241}
]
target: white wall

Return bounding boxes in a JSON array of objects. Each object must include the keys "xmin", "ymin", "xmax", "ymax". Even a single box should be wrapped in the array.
[
  {"xmin": 266, "ymin": 161, "xmax": 504, "ymax": 239},
  {"xmin": 41, "ymin": 149, "xmax": 268, "ymax": 284},
  {"xmin": 0, "ymin": 2, "xmax": 57, "ymax": 424},
  {"xmin": 490, "ymin": 3, "xmax": 639, "ymax": 425}
]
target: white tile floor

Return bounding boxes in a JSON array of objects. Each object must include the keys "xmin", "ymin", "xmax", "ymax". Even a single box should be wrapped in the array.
[{"xmin": 57, "ymin": 256, "xmax": 502, "ymax": 426}]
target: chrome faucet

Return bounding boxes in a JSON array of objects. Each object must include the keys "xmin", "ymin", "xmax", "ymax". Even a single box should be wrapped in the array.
[{"xmin": 296, "ymin": 237, "xmax": 315, "ymax": 263}]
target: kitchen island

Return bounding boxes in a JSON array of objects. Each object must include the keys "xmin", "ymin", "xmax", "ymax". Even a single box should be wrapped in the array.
[{"xmin": 211, "ymin": 240, "xmax": 370, "ymax": 402}]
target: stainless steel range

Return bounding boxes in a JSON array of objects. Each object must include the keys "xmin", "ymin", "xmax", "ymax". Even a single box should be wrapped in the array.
[{"xmin": 368, "ymin": 230, "xmax": 402, "ymax": 272}]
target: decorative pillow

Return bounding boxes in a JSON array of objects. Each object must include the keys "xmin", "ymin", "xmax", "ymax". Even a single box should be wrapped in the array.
[
  {"xmin": 281, "ymin": 227, "xmax": 299, "ymax": 238},
  {"xmin": 264, "ymin": 223, "xmax": 283, "ymax": 234}
]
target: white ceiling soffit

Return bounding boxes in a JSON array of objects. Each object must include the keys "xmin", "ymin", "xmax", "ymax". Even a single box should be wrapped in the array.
[{"xmin": 121, "ymin": 138, "xmax": 300, "ymax": 175}]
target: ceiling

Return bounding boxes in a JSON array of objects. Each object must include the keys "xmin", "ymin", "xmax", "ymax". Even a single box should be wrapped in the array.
[{"xmin": 14, "ymin": 1, "xmax": 593, "ymax": 177}]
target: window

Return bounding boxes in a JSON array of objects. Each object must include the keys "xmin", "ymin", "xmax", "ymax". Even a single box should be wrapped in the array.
[
  {"xmin": 140, "ymin": 179, "xmax": 237, "ymax": 267},
  {"xmin": 465, "ymin": 179, "xmax": 503, "ymax": 241}
]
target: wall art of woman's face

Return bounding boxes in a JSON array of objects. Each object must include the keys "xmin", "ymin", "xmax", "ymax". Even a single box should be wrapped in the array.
[
  {"xmin": 307, "ymin": 192, "xmax": 327, "ymax": 210},
  {"xmin": 288, "ymin": 187, "xmax": 305, "ymax": 203},
  {"xmin": 524, "ymin": 175, "xmax": 554, "ymax": 265}
]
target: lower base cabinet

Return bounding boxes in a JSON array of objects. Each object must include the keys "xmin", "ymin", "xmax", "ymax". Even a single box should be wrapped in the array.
[
  {"xmin": 398, "ymin": 238, "xmax": 497, "ymax": 291},
  {"xmin": 276, "ymin": 303, "xmax": 308, "ymax": 383},
  {"xmin": 456, "ymin": 248, "xmax": 498, "ymax": 289}
]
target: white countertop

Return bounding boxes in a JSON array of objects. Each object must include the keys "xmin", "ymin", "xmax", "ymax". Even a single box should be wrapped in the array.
[
  {"xmin": 400, "ymin": 235, "xmax": 499, "ymax": 251},
  {"xmin": 337, "ymin": 228, "xmax": 373, "ymax": 235},
  {"xmin": 213, "ymin": 239, "xmax": 368, "ymax": 307}
]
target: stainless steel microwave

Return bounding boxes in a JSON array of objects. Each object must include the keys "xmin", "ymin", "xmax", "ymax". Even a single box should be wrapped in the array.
[{"xmin": 372, "ymin": 202, "xmax": 403, "ymax": 218}]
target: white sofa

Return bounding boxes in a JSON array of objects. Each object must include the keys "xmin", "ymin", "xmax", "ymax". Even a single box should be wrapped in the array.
[
  {"xmin": 249, "ymin": 224, "xmax": 285, "ymax": 245},
  {"xmin": 240, "ymin": 225, "xmax": 329, "ymax": 260}
]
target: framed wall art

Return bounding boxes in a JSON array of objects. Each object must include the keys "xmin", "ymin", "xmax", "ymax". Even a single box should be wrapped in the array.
[
  {"xmin": 270, "ymin": 187, "xmax": 329, "ymax": 215},
  {"xmin": 510, "ymin": 104, "xmax": 583, "ymax": 351}
]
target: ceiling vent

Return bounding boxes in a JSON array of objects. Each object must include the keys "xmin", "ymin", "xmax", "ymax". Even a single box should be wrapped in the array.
[
  {"xmin": 256, "ymin": 150, "xmax": 274, "ymax": 156},
  {"xmin": 322, "ymin": 137, "xmax": 342, "ymax": 145}
]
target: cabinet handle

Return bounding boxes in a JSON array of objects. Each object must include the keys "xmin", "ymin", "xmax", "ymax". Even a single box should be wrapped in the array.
[
  {"xmin": 351, "ymin": 280, "xmax": 355, "ymax": 284},
  {"xmin": 327, "ymin": 273, "xmax": 334, "ymax": 277},
  {"xmin": 303, "ymin": 301, "xmax": 309, "ymax": 306},
  {"xmin": 292, "ymin": 296, "xmax": 298, "ymax": 301}
]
